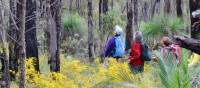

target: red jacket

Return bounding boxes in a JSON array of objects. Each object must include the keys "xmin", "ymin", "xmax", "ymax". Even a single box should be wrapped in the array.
[{"xmin": 129, "ymin": 41, "xmax": 144, "ymax": 66}]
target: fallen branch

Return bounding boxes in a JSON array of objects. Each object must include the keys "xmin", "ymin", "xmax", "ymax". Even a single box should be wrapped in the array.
[{"xmin": 175, "ymin": 36, "xmax": 200, "ymax": 55}]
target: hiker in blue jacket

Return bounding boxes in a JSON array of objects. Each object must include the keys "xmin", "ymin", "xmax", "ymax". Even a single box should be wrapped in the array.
[{"xmin": 103, "ymin": 25, "xmax": 125, "ymax": 68}]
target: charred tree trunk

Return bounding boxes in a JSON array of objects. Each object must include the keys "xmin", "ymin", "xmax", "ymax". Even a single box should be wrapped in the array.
[
  {"xmin": 175, "ymin": 36, "xmax": 200, "ymax": 55},
  {"xmin": 0, "ymin": 0, "xmax": 10, "ymax": 87},
  {"xmin": 103, "ymin": 0, "xmax": 108, "ymax": 14},
  {"xmin": 47, "ymin": 0, "xmax": 61, "ymax": 72},
  {"xmin": 9, "ymin": 0, "xmax": 18, "ymax": 80},
  {"xmin": 189, "ymin": 0, "xmax": 200, "ymax": 39},
  {"xmin": 88, "ymin": 0, "xmax": 95, "ymax": 62},
  {"xmin": 176, "ymin": 0, "xmax": 183, "ymax": 17},
  {"xmin": 125, "ymin": 0, "xmax": 133, "ymax": 51},
  {"xmin": 25, "ymin": 0, "xmax": 39, "ymax": 71},
  {"xmin": 99, "ymin": 0, "xmax": 104, "ymax": 61},
  {"xmin": 16, "ymin": 0, "xmax": 27, "ymax": 87}
]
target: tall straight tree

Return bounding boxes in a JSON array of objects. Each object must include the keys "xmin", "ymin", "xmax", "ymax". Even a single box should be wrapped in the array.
[
  {"xmin": 176, "ymin": 0, "xmax": 183, "ymax": 17},
  {"xmin": 125, "ymin": 0, "xmax": 133, "ymax": 51},
  {"xmin": 16, "ymin": 0, "xmax": 27, "ymax": 87},
  {"xmin": 69, "ymin": 0, "xmax": 73, "ymax": 14},
  {"xmin": 151, "ymin": 0, "xmax": 160, "ymax": 18},
  {"xmin": 99, "ymin": 0, "xmax": 103, "ymax": 32},
  {"xmin": 0, "ymin": 0, "xmax": 10, "ymax": 87},
  {"xmin": 103, "ymin": 0, "xmax": 108, "ymax": 14},
  {"xmin": 164, "ymin": 0, "xmax": 171, "ymax": 14},
  {"xmin": 46, "ymin": 0, "xmax": 61, "ymax": 72},
  {"xmin": 25, "ymin": 0, "xmax": 39, "ymax": 71},
  {"xmin": 88, "ymin": 0, "xmax": 95, "ymax": 62},
  {"xmin": 9, "ymin": 0, "xmax": 18, "ymax": 80},
  {"xmin": 76, "ymin": 0, "xmax": 82, "ymax": 16},
  {"xmin": 133, "ymin": 0, "xmax": 138, "ymax": 31}
]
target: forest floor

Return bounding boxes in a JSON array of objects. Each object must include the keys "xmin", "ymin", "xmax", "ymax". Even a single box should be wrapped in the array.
[{"xmin": 8, "ymin": 53, "xmax": 200, "ymax": 88}]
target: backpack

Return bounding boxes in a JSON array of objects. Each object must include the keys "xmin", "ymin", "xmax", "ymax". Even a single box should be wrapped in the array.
[
  {"xmin": 141, "ymin": 42, "xmax": 152, "ymax": 61},
  {"xmin": 112, "ymin": 36, "xmax": 125, "ymax": 58},
  {"xmin": 162, "ymin": 44, "xmax": 181, "ymax": 64}
]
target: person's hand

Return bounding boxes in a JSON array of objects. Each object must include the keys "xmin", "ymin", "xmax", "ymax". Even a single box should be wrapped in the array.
[{"xmin": 152, "ymin": 56, "xmax": 158, "ymax": 63}]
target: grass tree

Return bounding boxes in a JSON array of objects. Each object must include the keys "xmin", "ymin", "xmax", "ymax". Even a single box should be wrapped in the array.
[
  {"xmin": 154, "ymin": 49, "xmax": 190, "ymax": 88},
  {"xmin": 140, "ymin": 16, "xmax": 185, "ymax": 48}
]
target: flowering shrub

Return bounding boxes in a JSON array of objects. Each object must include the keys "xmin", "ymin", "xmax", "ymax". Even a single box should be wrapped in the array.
[
  {"xmin": 19, "ymin": 55, "xmax": 161, "ymax": 88},
  {"xmin": 189, "ymin": 53, "xmax": 200, "ymax": 67}
]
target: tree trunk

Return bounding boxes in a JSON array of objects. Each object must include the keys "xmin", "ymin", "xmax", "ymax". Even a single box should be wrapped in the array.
[
  {"xmin": 47, "ymin": 0, "xmax": 61, "ymax": 72},
  {"xmin": 111, "ymin": 0, "xmax": 113, "ymax": 9},
  {"xmin": 175, "ymin": 36, "xmax": 200, "ymax": 55},
  {"xmin": 142, "ymin": 1, "xmax": 149, "ymax": 22},
  {"xmin": 133, "ymin": 0, "xmax": 138, "ymax": 31},
  {"xmin": 25, "ymin": 0, "xmax": 39, "ymax": 71},
  {"xmin": 164, "ymin": 0, "xmax": 171, "ymax": 15},
  {"xmin": 16, "ymin": 0, "xmax": 27, "ymax": 87},
  {"xmin": 189, "ymin": 0, "xmax": 200, "ymax": 39},
  {"xmin": 151, "ymin": 0, "xmax": 160, "ymax": 18},
  {"xmin": 69, "ymin": 0, "xmax": 73, "ymax": 14},
  {"xmin": 176, "ymin": 0, "xmax": 183, "ymax": 17},
  {"xmin": 9, "ymin": 0, "xmax": 18, "ymax": 80},
  {"xmin": 0, "ymin": 0, "xmax": 10, "ymax": 87},
  {"xmin": 99, "ymin": 0, "xmax": 104, "ymax": 62},
  {"xmin": 76, "ymin": 0, "xmax": 82, "ymax": 16},
  {"xmin": 103, "ymin": 0, "xmax": 108, "ymax": 14},
  {"xmin": 88, "ymin": 0, "xmax": 95, "ymax": 62},
  {"xmin": 125, "ymin": 0, "xmax": 133, "ymax": 51},
  {"xmin": 99, "ymin": 0, "xmax": 103, "ymax": 32}
]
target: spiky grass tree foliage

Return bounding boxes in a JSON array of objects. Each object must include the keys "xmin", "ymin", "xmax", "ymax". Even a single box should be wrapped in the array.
[
  {"xmin": 62, "ymin": 14, "xmax": 87, "ymax": 37},
  {"xmin": 140, "ymin": 16, "xmax": 185, "ymax": 48},
  {"xmin": 62, "ymin": 15, "xmax": 87, "ymax": 54},
  {"xmin": 154, "ymin": 49, "xmax": 190, "ymax": 88}
]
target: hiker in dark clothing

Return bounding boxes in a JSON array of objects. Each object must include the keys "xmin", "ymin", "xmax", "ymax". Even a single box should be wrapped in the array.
[{"xmin": 103, "ymin": 25, "xmax": 125, "ymax": 68}]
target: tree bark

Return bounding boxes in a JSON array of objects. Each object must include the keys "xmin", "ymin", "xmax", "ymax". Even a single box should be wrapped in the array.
[
  {"xmin": 47, "ymin": 0, "xmax": 61, "ymax": 72},
  {"xmin": 125, "ymin": 0, "xmax": 133, "ymax": 51},
  {"xmin": 133, "ymin": 0, "xmax": 138, "ymax": 31},
  {"xmin": 16, "ymin": 0, "xmax": 27, "ymax": 87},
  {"xmin": 25, "ymin": 0, "xmax": 39, "ymax": 71},
  {"xmin": 176, "ymin": 0, "xmax": 183, "ymax": 17},
  {"xmin": 88, "ymin": 0, "xmax": 95, "ymax": 62},
  {"xmin": 151, "ymin": 0, "xmax": 160, "ymax": 18},
  {"xmin": 76, "ymin": 0, "xmax": 82, "ymax": 16},
  {"xmin": 142, "ymin": 1, "xmax": 149, "ymax": 22},
  {"xmin": 189, "ymin": 0, "xmax": 200, "ymax": 39},
  {"xmin": 175, "ymin": 36, "xmax": 200, "ymax": 55},
  {"xmin": 103, "ymin": 0, "xmax": 108, "ymax": 14},
  {"xmin": 111, "ymin": 0, "xmax": 113, "ymax": 9},
  {"xmin": 0, "ymin": 0, "xmax": 10, "ymax": 87},
  {"xmin": 164, "ymin": 0, "xmax": 171, "ymax": 15},
  {"xmin": 69, "ymin": 0, "xmax": 73, "ymax": 14},
  {"xmin": 9, "ymin": 0, "xmax": 18, "ymax": 80}
]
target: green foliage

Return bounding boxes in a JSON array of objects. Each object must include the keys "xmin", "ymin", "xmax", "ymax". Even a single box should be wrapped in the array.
[
  {"xmin": 61, "ymin": 15, "xmax": 87, "ymax": 55},
  {"xmin": 103, "ymin": 10, "xmax": 126, "ymax": 36},
  {"xmin": 140, "ymin": 16, "xmax": 185, "ymax": 47},
  {"xmin": 154, "ymin": 49, "xmax": 190, "ymax": 88},
  {"xmin": 62, "ymin": 14, "xmax": 87, "ymax": 37}
]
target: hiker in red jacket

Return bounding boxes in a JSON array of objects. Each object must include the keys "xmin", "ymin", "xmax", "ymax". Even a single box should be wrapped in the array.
[{"xmin": 128, "ymin": 31, "xmax": 144, "ymax": 74}]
